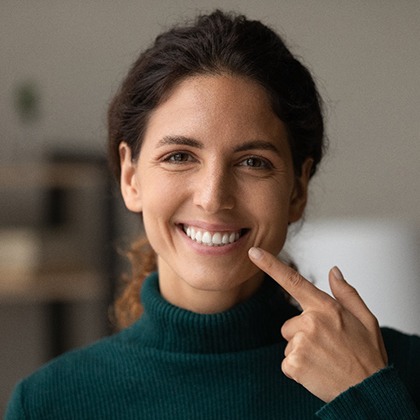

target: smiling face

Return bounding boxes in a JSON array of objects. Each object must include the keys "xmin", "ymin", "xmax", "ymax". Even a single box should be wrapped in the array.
[{"xmin": 120, "ymin": 74, "xmax": 311, "ymax": 313}]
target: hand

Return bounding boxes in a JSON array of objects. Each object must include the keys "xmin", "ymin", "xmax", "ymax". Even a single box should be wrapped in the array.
[{"xmin": 248, "ymin": 247, "xmax": 388, "ymax": 403}]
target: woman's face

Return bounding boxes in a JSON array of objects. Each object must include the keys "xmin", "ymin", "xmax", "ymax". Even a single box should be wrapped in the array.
[{"xmin": 120, "ymin": 74, "xmax": 311, "ymax": 312}]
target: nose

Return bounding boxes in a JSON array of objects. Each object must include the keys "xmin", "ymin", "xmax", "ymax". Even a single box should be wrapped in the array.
[{"xmin": 193, "ymin": 164, "xmax": 235, "ymax": 213}]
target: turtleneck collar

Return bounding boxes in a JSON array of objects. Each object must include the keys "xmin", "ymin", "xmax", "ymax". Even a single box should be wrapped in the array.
[{"xmin": 128, "ymin": 272, "xmax": 300, "ymax": 354}]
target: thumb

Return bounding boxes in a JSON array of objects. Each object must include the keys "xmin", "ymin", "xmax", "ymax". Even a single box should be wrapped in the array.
[
  {"xmin": 329, "ymin": 266, "xmax": 388, "ymax": 363},
  {"xmin": 329, "ymin": 266, "xmax": 375, "ymax": 327}
]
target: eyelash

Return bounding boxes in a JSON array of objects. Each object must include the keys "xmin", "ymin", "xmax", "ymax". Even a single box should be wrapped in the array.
[
  {"xmin": 238, "ymin": 156, "xmax": 273, "ymax": 169},
  {"xmin": 161, "ymin": 152, "xmax": 273, "ymax": 170},
  {"xmin": 162, "ymin": 152, "xmax": 196, "ymax": 163}
]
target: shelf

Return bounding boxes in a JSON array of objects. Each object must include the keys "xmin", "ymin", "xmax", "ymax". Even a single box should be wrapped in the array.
[
  {"xmin": 0, "ymin": 162, "xmax": 107, "ymax": 189},
  {"xmin": 0, "ymin": 159, "xmax": 113, "ymax": 305},
  {"xmin": 0, "ymin": 156, "xmax": 116, "ymax": 357},
  {"xmin": 0, "ymin": 269, "xmax": 106, "ymax": 304}
]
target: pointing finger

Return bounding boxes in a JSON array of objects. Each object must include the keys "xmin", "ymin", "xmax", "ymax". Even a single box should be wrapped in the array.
[{"xmin": 248, "ymin": 246, "xmax": 329, "ymax": 309}]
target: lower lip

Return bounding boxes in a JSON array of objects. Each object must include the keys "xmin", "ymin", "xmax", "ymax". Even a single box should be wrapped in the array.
[{"xmin": 177, "ymin": 226, "xmax": 248, "ymax": 255}]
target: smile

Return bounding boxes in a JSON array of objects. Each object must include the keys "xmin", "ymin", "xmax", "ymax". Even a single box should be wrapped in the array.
[{"xmin": 182, "ymin": 225, "xmax": 243, "ymax": 247}]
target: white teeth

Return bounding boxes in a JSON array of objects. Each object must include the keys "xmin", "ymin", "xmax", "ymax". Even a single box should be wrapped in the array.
[
  {"xmin": 212, "ymin": 232, "xmax": 222, "ymax": 245},
  {"xmin": 202, "ymin": 231, "xmax": 212, "ymax": 245},
  {"xmin": 183, "ymin": 226, "xmax": 242, "ymax": 247},
  {"xmin": 195, "ymin": 230, "xmax": 202, "ymax": 243}
]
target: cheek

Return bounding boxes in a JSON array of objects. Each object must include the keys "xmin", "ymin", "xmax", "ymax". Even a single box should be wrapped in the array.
[
  {"xmin": 249, "ymin": 180, "xmax": 292, "ymax": 219},
  {"xmin": 140, "ymin": 173, "xmax": 181, "ymax": 211},
  {"xmin": 139, "ymin": 179, "xmax": 184, "ymax": 243},
  {"xmin": 141, "ymin": 208, "xmax": 172, "ymax": 259},
  {"xmin": 249, "ymin": 182, "xmax": 292, "ymax": 248}
]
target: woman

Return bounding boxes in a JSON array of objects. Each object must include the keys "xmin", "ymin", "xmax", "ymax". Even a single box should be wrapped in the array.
[{"xmin": 6, "ymin": 10, "xmax": 420, "ymax": 419}]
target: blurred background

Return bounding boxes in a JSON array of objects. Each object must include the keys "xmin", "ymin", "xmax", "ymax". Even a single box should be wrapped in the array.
[{"xmin": 1, "ymin": 0, "xmax": 419, "ymax": 411}]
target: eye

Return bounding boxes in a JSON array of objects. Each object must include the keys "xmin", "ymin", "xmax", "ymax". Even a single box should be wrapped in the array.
[
  {"xmin": 239, "ymin": 156, "xmax": 272, "ymax": 169},
  {"xmin": 163, "ymin": 152, "xmax": 195, "ymax": 163}
]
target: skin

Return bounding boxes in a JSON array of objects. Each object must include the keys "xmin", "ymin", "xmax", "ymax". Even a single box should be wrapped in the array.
[
  {"xmin": 119, "ymin": 72, "xmax": 387, "ymax": 402},
  {"xmin": 120, "ymin": 73, "xmax": 311, "ymax": 313},
  {"xmin": 249, "ymin": 247, "xmax": 388, "ymax": 402}
]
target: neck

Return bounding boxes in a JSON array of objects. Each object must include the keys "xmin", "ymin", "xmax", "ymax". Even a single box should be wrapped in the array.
[
  {"xmin": 157, "ymin": 259, "xmax": 264, "ymax": 313},
  {"xmin": 137, "ymin": 272, "xmax": 299, "ymax": 354}
]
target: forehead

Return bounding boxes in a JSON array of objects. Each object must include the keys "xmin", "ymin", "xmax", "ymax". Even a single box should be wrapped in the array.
[{"xmin": 143, "ymin": 74, "xmax": 288, "ymax": 149}]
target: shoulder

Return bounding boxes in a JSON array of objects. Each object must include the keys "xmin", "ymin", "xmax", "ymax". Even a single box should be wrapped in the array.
[
  {"xmin": 381, "ymin": 327, "xmax": 420, "ymax": 365},
  {"xmin": 21, "ymin": 324, "xmax": 146, "ymax": 385},
  {"xmin": 6, "ymin": 326, "xmax": 150, "ymax": 418},
  {"xmin": 16, "ymin": 332, "xmax": 122, "ymax": 391},
  {"xmin": 381, "ymin": 327, "xmax": 420, "ymax": 402},
  {"xmin": 13, "ymin": 326, "xmax": 145, "ymax": 390}
]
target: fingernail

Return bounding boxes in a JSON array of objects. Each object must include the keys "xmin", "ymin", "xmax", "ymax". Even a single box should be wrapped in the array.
[
  {"xmin": 332, "ymin": 266, "xmax": 346, "ymax": 282},
  {"xmin": 248, "ymin": 247, "xmax": 263, "ymax": 260}
]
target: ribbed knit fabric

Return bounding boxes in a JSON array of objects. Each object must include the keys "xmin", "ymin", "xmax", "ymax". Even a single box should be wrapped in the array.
[{"xmin": 6, "ymin": 273, "xmax": 420, "ymax": 419}]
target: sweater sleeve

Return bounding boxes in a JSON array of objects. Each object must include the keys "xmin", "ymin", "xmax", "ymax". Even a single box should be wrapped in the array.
[
  {"xmin": 5, "ymin": 381, "xmax": 27, "ymax": 420},
  {"xmin": 316, "ymin": 366, "xmax": 420, "ymax": 419}
]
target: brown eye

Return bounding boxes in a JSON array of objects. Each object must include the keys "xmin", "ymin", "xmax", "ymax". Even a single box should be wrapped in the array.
[
  {"xmin": 165, "ymin": 152, "xmax": 192, "ymax": 163},
  {"xmin": 246, "ymin": 158, "xmax": 261, "ymax": 167},
  {"xmin": 239, "ymin": 157, "xmax": 272, "ymax": 169}
]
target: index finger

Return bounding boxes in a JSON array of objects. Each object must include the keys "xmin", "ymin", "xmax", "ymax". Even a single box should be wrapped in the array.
[{"xmin": 248, "ymin": 246, "xmax": 328, "ymax": 309}]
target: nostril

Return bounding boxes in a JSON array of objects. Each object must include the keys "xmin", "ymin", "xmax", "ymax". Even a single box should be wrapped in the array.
[{"xmin": 192, "ymin": 173, "xmax": 235, "ymax": 213}]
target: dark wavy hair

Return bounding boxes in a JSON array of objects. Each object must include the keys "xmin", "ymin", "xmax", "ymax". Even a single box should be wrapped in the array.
[{"xmin": 108, "ymin": 10, "xmax": 326, "ymax": 329}]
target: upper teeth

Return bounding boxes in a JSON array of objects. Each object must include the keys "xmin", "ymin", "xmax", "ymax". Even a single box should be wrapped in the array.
[{"xmin": 184, "ymin": 226, "xmax": 240, "ymax": 246}]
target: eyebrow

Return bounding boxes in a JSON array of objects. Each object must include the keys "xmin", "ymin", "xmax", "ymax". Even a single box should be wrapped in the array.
[
  {"xmin": 233, "ymin": 140, "xmax": 281, "ymax": 155},
  {"xmin": 156, "ymin": 135, "xmax": 203, "ymax": 149},
  {"xmin": 156, "ymin": 136, "xmax": 281, "ymax": 155}
]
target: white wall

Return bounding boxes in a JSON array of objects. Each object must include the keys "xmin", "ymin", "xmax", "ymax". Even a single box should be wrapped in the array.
[{"xmin": 1, "ymin": 0, "xmax": 419, "ymax": 413}]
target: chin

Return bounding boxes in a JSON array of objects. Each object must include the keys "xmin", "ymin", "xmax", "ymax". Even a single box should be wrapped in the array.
[{"xmin": 182, "ymin": 264, "xmax": 263, "ymax": 292}]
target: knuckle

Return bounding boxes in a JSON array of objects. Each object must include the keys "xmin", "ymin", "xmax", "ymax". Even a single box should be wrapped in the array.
[
  {"xmin": 281, "ymin": 356, "xmax": 294, "ymax": 379},
  {"xmin": 265, "ymin": 255, "xmax": 275, "ymax": 270},
  {"xmin": 280, "ymin": 323, "xmax": 289, "ymax": 340},
  {"xmin": 282, "ymin": 353, "xmax": 305, "ymax": 383},
  {"xmin": 367, "ymin": 314, "xmax": 380, "ymax": 331},
  {"xmin": 324, "ymin": 298, "xmax": 342, "ymax": 317},
  {"xmin": 281, "ymin": 318, "xmax": 295, "ymax": 340},
  {"xmin": 286, "ymin": 270, "xmax": 303, "ymax": 290},
  {"xmin": 300, "ymin": 312, "xmax": 318, "ymax": 332},
  {"xmin": 281, "ymin": 358, "xmax": 291, "ymax": 378},
  {"xmin": 345, "ymin": 284, "xmax": 360, "ymax": 298}
]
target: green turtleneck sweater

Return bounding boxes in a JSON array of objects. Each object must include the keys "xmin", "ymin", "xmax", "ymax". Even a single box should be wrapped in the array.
[{"xmin": 6, "ymin": 273, "xmax": 420, "ymax": 419}]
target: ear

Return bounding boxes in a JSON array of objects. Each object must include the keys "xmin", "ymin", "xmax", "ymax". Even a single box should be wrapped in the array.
[
  {"xmin": 119, "ymin": 142, "xmax": 143, "ymax": 213},
  {"xmin": 288, "ymin": 158, "xmax": 313, "ymax": 223}
]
